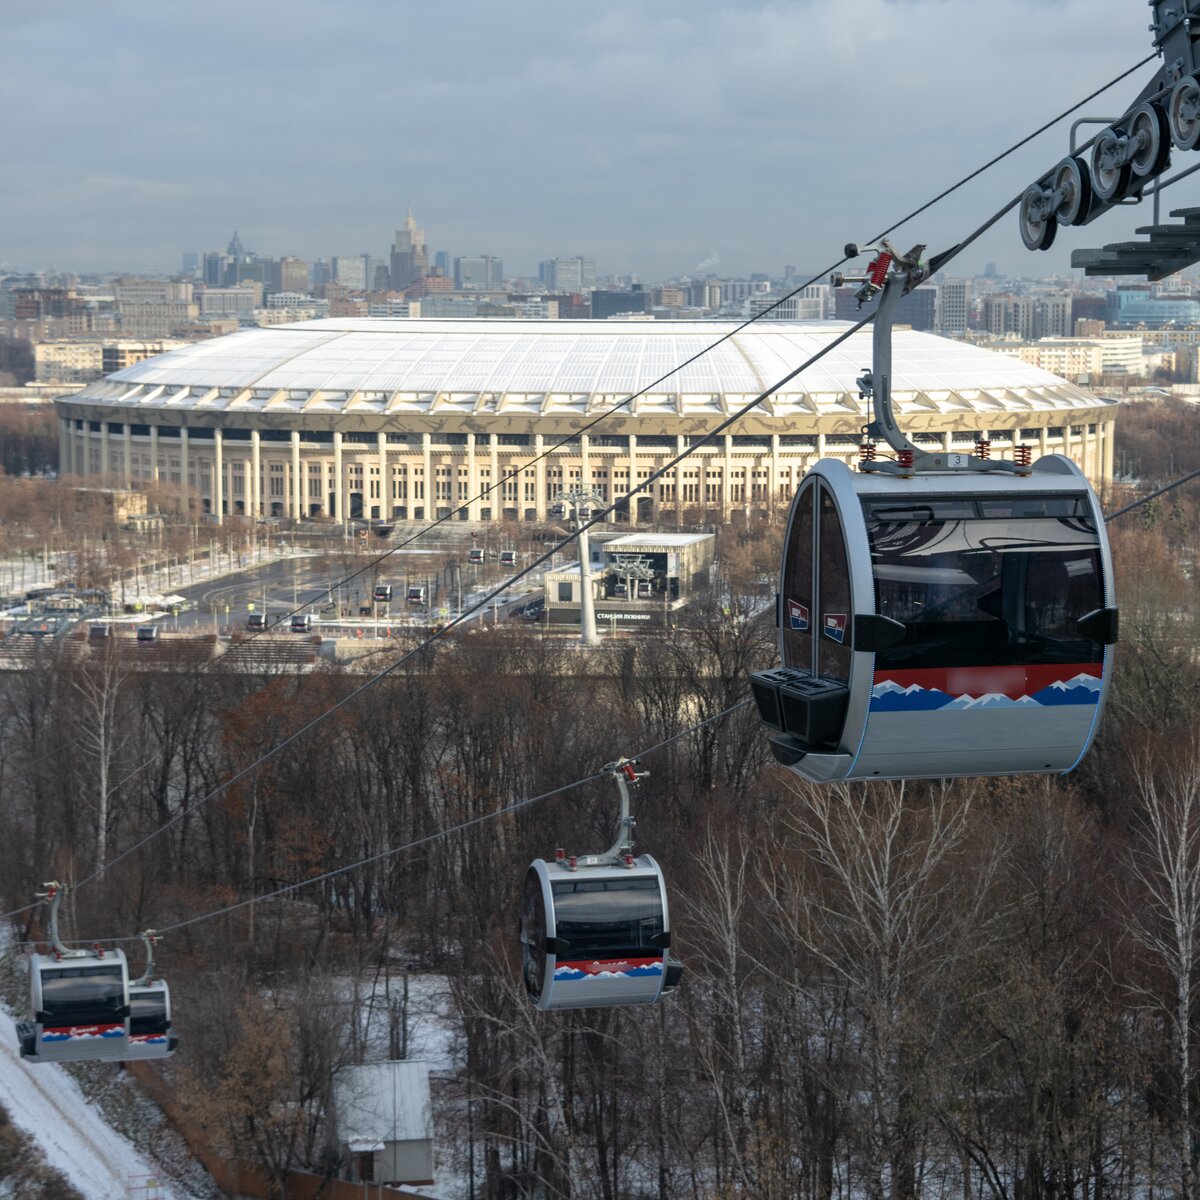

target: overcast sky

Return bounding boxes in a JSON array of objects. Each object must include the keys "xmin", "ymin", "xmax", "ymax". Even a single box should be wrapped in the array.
[{"xmin": 0, "ymin": 0, "xmax": 1179, "ymax": 280}]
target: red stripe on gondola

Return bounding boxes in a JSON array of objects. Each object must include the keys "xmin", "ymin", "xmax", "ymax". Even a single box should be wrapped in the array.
[
  {"xmin": 558, "ymin": 957, "xmax": 663, "ymax": 975},
  {"xmin": 874, "ymin": 663, "xmax": 1103, "ymax": 699},
  {"xmin": 43, "ymin": 1023, "xmax": 123, "ymax": 1039}
]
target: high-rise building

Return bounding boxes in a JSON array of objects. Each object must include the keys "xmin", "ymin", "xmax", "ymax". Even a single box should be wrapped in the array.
[
  {"xmin": 540, "ymin": 257, "xmax": 589, "ymax": 293},
  {"xmin": 1034, "ymin": 294, "xmax": 1071, "ymax": 339},
  {"xmin": 368, "ymin": 258, "xmax": 391, "ymax": 292},
  {"xmin": 311, "ymin": 260, "xmax": 332, "ymax": 288},
  {"xmin": 834, "ymin": 284, "xmax": 935, "ymax": 329},
  {"xmin": 935, "ymin": 279, "xmax": 971, "ymax": 333},
  {"xmin": 265, "ymin": 257, "xmax": 309, "ymax": 295},
  {"xmin": 434, "ymin": 251, "xmax": 451, "ymax": 277},
  {"xmin": 752, "ymin": 284, "xmax": 833, "ymax": 321},
  {"xmin": 455, "ymin": 255, "xmax": 504, "ymax": 290},
  {"xmin": 203, "ymin": 252, "xmax": 225, "ymax": 287},
  {"xmin": 182, "ymin": 252, "xmax": 200, "ymax": 278},
  {"xmin": 982, "ymin": 294, "xmax": 1036, "ymax": 340},
  {"xmin": 333, "ymin": 255, "xmax": 368, "ymax": 290},
  {"xmin": 390, "ymin": 207, "xmax": 428, "ymax": 290},
  {"xmin": 591, "ymin": 286, "xmax": 648, "ymax": 319}
]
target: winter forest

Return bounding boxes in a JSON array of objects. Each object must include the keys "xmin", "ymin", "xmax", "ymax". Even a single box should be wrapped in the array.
[{"xmin": 1, "ymin": 400, "xmax": 1200, "ymax": 1200}]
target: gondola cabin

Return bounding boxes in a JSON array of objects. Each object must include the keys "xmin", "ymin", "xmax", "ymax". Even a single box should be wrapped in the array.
[
  {"xmin": 499, "ymin": 550, "xmax": 518, "ymax": 567},
  {"xmin": 407, "ymin": 585, "xmax": 426, "ymax": 605},
  {"xmin": 468, "ymin": 548, "xmax": 485, "ymax": 564},
  {"xmin": 373, "ymin": 584, "xmax": 392, "ymax": 604},
  {"xmin": 520, "ymin": 856, "xmax": 678, "ymax": 1010},
  {"xmin": 17, "ymin": 948, "xmax": 130, "ymax": 1063},
  {"xmin": 751, "ymin": 457, "xmax": 1117, "ymax": 782},
  {"xmin": 124, "ymin": 980, "xmax": 178, "ymax": 1060}
]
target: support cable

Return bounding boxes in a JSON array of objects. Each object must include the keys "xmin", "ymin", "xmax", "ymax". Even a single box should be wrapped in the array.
[
  {"xmin": 7, "ymin": 700, "xmax": 752, "ymax": 943},
  {"xmin": 203, "ymin": 54, "xmax": 1158, "ymax": 658},
  {"xmin": 3, "ymin": 54, "xmax": 1162, "ymax": 925}
]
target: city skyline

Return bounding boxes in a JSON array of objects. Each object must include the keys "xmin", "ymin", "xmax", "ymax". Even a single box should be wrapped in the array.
[{"xmin": 0, "ymin": 0, "xmax": 1176, "ymax": 279}]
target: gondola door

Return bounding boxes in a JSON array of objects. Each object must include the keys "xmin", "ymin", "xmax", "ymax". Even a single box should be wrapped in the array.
[{"xmin": 771, "ymin": 477, "xmax": 856, "ymax": 753}]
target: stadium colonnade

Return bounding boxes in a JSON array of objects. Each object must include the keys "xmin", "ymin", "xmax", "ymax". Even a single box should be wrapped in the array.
[{"xmin": 54, "ymin": 318, "xmax": 1117, "ymax": 525}]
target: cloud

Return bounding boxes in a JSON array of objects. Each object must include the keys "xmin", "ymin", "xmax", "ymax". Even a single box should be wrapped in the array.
[{"xmin": 0, "ymin": 0, "xmax": 1171, "ymax": 277}]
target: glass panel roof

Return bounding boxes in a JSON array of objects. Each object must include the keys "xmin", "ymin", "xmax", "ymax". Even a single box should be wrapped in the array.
[{"xmin": 82, "ymin": 319, "xmax": 1109, "ymax": 419}]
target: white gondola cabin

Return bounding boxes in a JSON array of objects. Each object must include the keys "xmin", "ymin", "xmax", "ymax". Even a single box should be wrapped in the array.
[
  {"xmin": 18, "ymin": 948, "xmax": 131, "ymax": 1064},
  {"xmin": 519, "ymin": 761, "xmax": 683, "ymax": 1011},
  {"xmin": 124, "ymin": 980, "xmax": 178, "ymax": 1060},
  {"xmin": 751, "ymin": 456, "xmax": 1117, "ymax": 782},
  {"xmin": 520, "ymin": 856, "xmax": 677, "ymax": 1010}
]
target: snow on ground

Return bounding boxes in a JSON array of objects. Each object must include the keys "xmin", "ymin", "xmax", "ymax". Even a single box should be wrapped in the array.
[{"xmin": 0, "ymin": 1000, "xmax": 184, "ymax": 1199}]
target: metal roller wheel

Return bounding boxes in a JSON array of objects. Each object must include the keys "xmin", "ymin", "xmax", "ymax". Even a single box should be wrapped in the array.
[
  {"xmin": 1051, "ymin": 156, "xmax": 1093, "ymax": 226},
  {"xmin": 1169, "ymin": 74, "xmax": 1200, "ymax": 150},
  {"xmin": 1019, "ymin": 184, "xmax": 1057, "ymax": 252},
  {"xmin": 1129, "ymin": 102, "xmax": 1171, "ymax": 178},
  {"xmin": 1091, "ymin": 129, "xmax": 1133, "ymax": 202}
]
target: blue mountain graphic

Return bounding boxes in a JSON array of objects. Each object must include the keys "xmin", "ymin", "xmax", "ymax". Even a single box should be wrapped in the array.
[
  {"xmin": 871, "ymin": 688, "xmax": 955, "ymax": 712},
  {"xmin": 1029, "ymin": 683, "xmax": 1100, "ymax": 706}
]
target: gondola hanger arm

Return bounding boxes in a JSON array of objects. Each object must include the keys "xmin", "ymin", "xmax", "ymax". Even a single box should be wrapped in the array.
[{"xmin": 832, "ymin": 242, "xmax": 1033, "ymax": 478}]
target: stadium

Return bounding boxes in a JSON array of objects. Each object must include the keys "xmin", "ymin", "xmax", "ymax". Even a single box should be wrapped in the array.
[{"xmin": 54, "ymin": 318, "xmax": 1117, "ymax": 525}]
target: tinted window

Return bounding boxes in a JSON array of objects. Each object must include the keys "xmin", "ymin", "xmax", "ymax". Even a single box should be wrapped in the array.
[
  {"xmin": 818, "ymin": 485, "xmax": 852, "ymax": 682},
  {"xmin": 40, "ymin": 964, "xmax": 125, "ymax": 1023},
  {"xmin": 519, "ymin": 871, "xmax": 547, "ymax": 998},
  {"xmin": 863, "ymin": 494, "xmax": 1105, "ymax": 671},
  {"xmin": 130, "ymin": 989, "xmax": 168, "ymax": 1035},
  {"xmin": 781, "ymin": 483, "xmax": 814, "ymax": 672},
  {"xmin": 550, "ymin": 876, "xmax": 664, "ymax": 958}
]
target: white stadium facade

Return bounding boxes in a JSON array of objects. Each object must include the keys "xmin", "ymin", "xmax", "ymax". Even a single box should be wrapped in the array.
[{"xmin": 55, "ymin": 319, "xmax": 1117, "ymax": 525}]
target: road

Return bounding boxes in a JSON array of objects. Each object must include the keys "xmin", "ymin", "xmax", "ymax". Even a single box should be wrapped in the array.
[
  {"xmin": 167, "ymin": 549, "xmax": 548, "ymax": 632},
  {"xmin": 0, "ymin": 995, "xmax": 180, "ymax": 1198}
]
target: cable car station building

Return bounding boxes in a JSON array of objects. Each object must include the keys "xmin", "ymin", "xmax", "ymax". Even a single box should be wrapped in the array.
[
  {"xmin": 55, "ymin": 319, "xmax": 1116, "ymax": 524},
  {"xmin": 544, "ymin": 531, "xmax": 715, "ymax": 628}
]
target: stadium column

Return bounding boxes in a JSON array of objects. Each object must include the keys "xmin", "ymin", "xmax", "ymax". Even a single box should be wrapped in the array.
[
  {"xmin": 628, "ymin": 434, "xmax": 638, "ymax": 528},
  {"xmin": 466, "ymin": 433, "xmax": 477, "ymax": 521},
  {"xmin": 180, "ymin": 428, "xmax": 189, "ymax": 498},
  {"xmin": 723, "ymin": 435, "xmax": 734, "ymax": 522},
  {"xmin": 58, "ymin": 416, "xmax": 69, "ymax": 475},
  {"xmin": 422, "ymin": 433, "xmax": 432, "ymax": 520},
  {"xmin": 377, "ymin": 431, "xmax": 387, "ymax": 521},
  {"xmin": 534, "ymin": 434, "xmax": 546, "ymax": 521},
  {"xmin": 250, "ymin": 429, "xmax": 261, "ymax": 519},
  {"xmin": 292, "ymin": 431, "xmax": 302, "ymax": 520},
  {"xmin": 150, "ymin": 425, "xmax": 159, "ymax": 484},
  {"xmin": 1103, "ymin": 418, "xmax": 1114, "ymax": 483},
  {"xmin": 1040, "ymin": 425, "xmax": 1049, "ymax": 460},
  {"xmin": 581, "ymin": 434, "xmax": 591, "ymax": 508},
  {"xmin": 490, "ymin": 434, "xmax": 500, "ymax": 522},
  {"xmin": 100, "ymin": 421, "xmax": 110, "ymax": 477},
  {"xmin": 771, "ymin": 434, "xmax": 781, "ymax": 516},
  {"xmin": 675, "ymin": 434, "xmax": 685, "ymax": 529},
  {"xmin": 214, "ymin": 429, "xmax": 224, "ymax": 525},
  {"xmin": 333, "ymin": 431, "xmax": 344, "ymax": 523},
  {"xmin": 123, "ymin": 423, "xmax": 133, "ymax": 487}
]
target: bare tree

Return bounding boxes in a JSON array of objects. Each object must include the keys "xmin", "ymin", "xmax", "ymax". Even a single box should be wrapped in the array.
[
  {"xmin": 1123, "ymin": 743, "xmax": 1200, "ymax": 1200},
  {"xmin": 762, "ymin": 779, "xmax": 991, "ymax": 1200},
  {"xmin": 69, "ymin": 639, "xmax": 134, "ymax": 874}
]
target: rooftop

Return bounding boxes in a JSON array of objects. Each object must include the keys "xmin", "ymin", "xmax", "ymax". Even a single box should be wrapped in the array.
[{"xmin": 65, "ymin": 318, "xmax": 1109, "ymax": 420}]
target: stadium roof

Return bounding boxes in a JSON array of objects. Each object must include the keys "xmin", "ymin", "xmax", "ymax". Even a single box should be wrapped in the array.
[{"xmin": 72, "ymin": 318, "xmax": 1107, "ymax": 419}]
